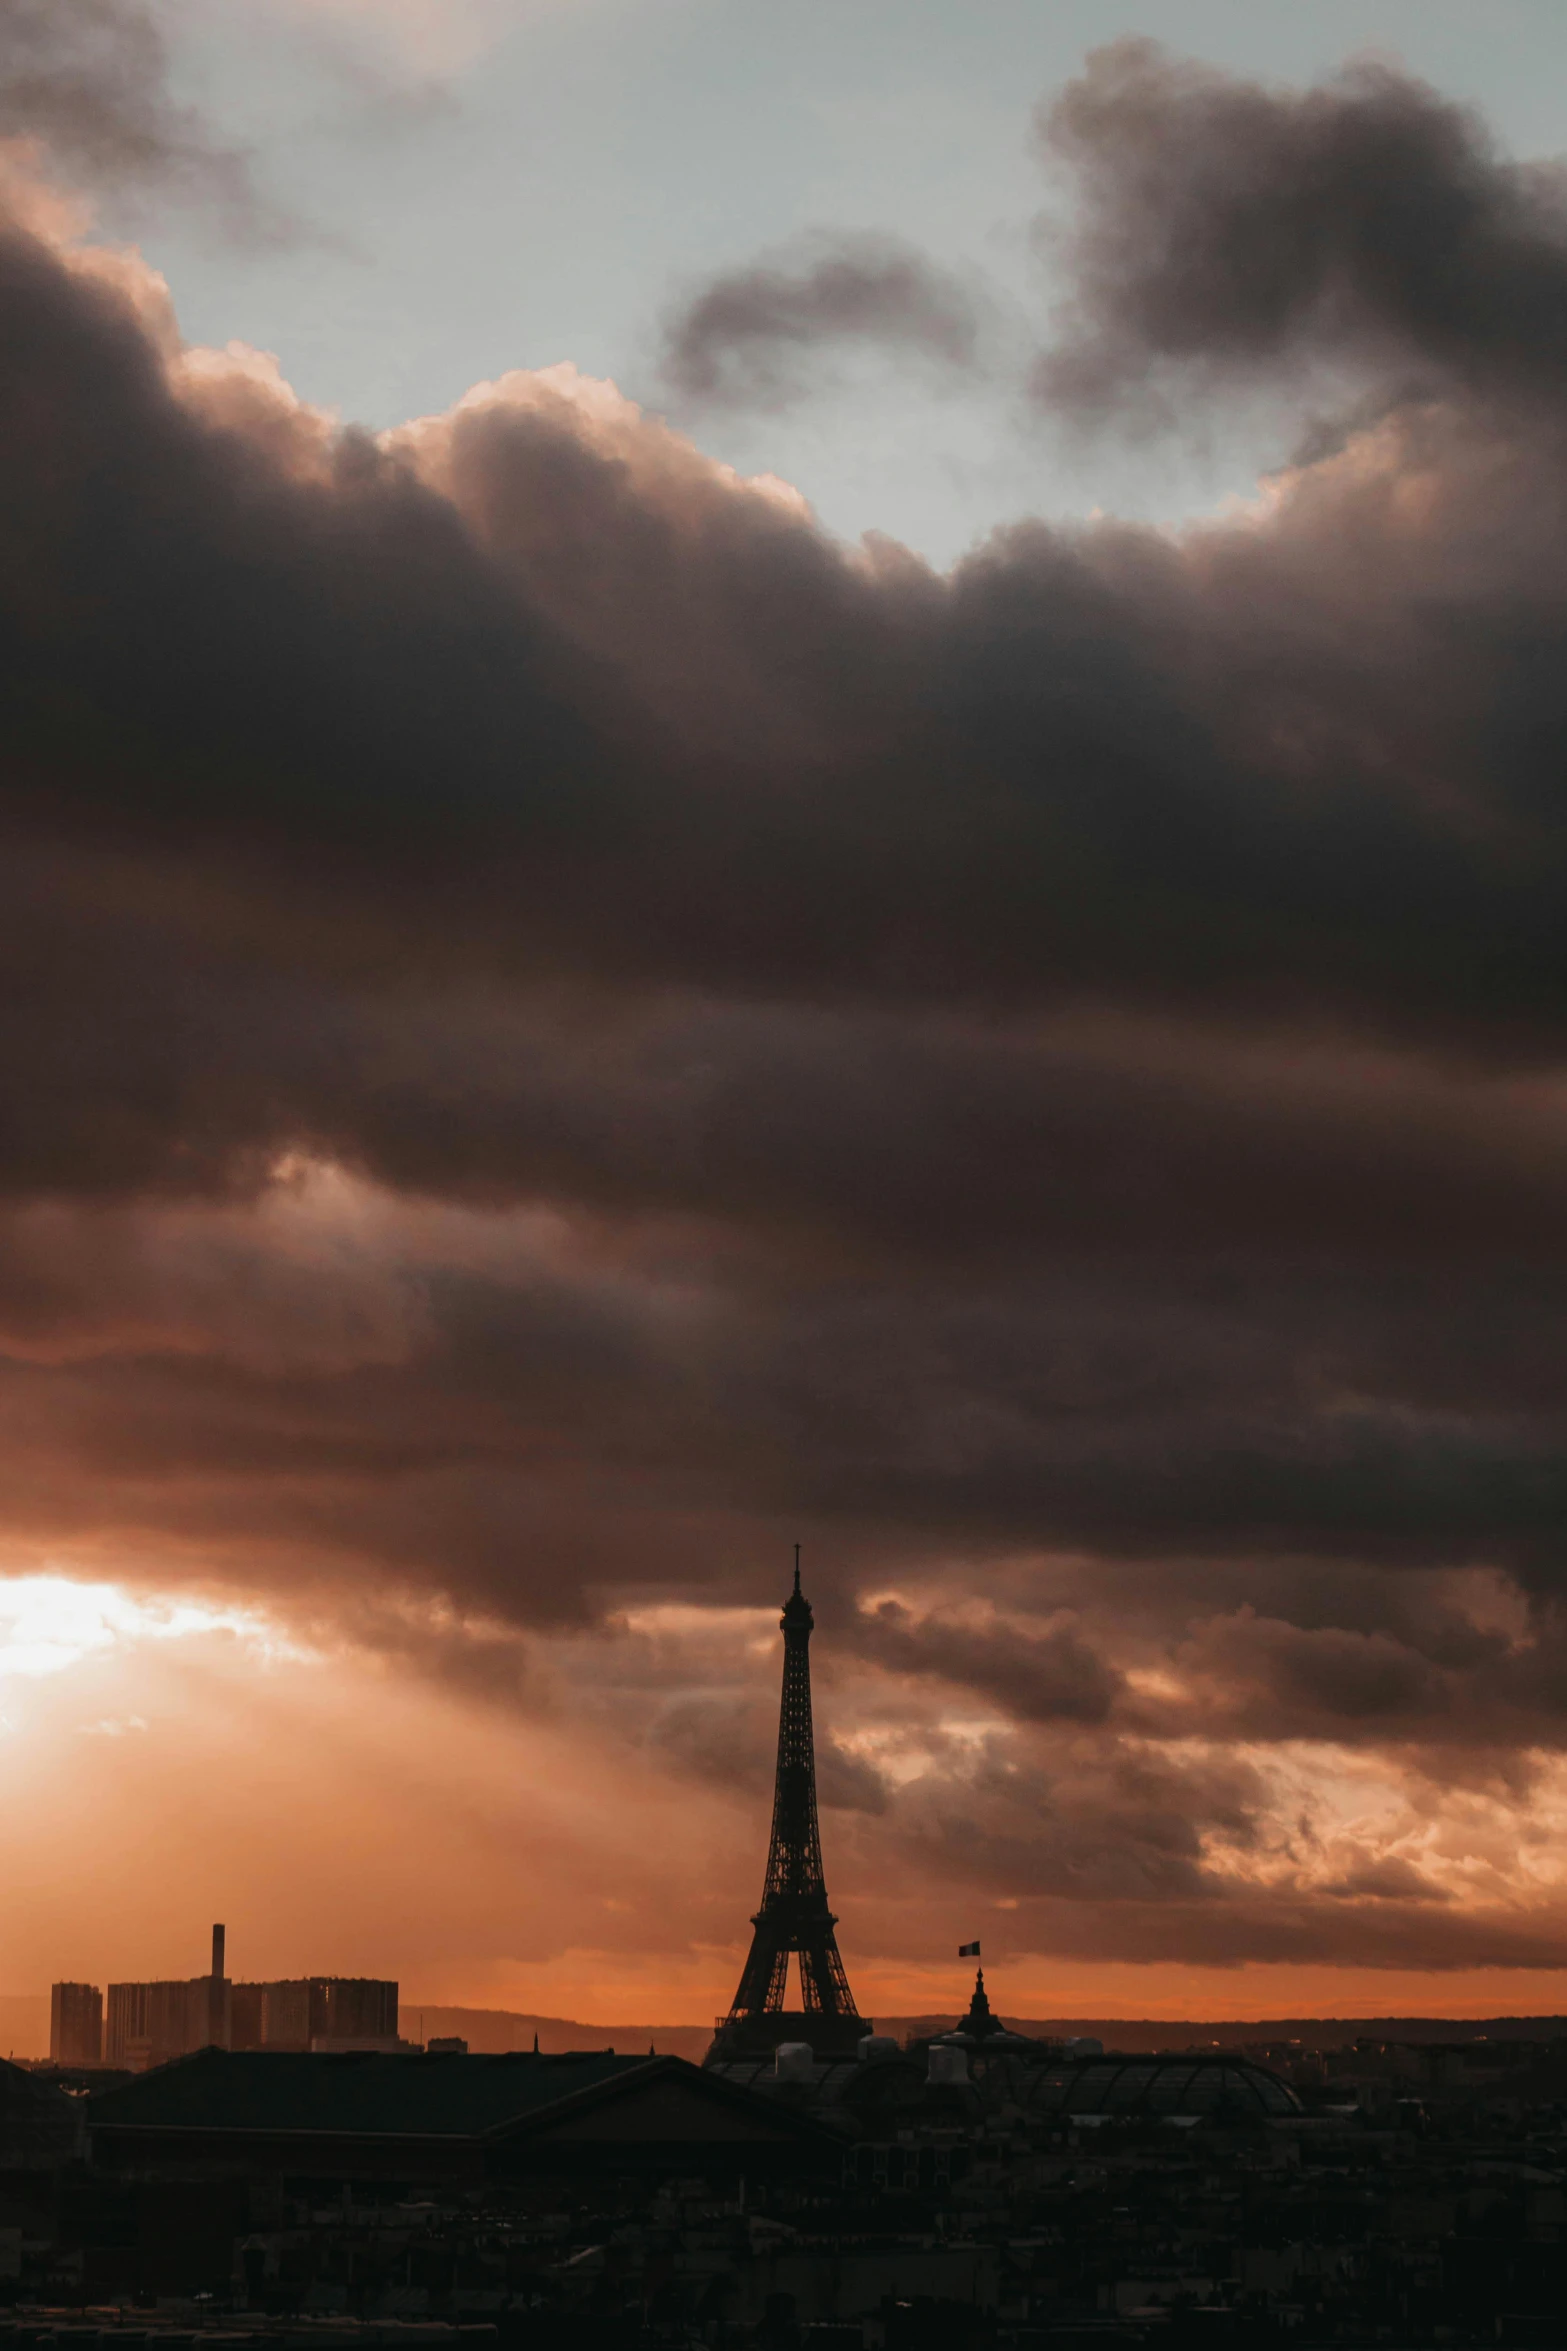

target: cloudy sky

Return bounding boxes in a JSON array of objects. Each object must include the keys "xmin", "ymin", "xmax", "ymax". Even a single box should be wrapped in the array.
[{"xmin": 10, "ymin": 0, "xmax": 1567, "ymax": 2042}]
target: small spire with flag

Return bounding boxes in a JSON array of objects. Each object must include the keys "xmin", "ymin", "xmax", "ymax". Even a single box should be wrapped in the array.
[{"xmin": 958, "ymin": 1939, "xmax": 981, "ymax": 1958}]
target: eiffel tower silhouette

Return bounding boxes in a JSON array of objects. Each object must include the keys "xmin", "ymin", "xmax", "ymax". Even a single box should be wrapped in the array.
[{"xmin": 710, "ymin": 1549, "xmax": 866, "ymax": 2059}]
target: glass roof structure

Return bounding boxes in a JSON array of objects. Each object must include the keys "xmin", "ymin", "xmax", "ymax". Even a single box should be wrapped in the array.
[{"xmin": 1029, "ymin": 2054, "xmax": 1302, "ymax": 2119}]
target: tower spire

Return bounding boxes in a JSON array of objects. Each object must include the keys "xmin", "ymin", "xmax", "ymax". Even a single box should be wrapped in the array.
[{"xmin": 713, "ymin": 1552, "xmax": 863, "ymax": 2058}]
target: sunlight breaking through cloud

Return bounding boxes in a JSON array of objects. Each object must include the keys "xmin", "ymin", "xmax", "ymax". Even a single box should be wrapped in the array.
[{"xmin": 0, "ymin": 1574, "xmax": 300, "ymax": 1682}]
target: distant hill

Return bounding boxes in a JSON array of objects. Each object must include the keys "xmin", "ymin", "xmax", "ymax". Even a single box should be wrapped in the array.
[
  {"xmin": 403, "ymin": 2007, "xmax": 714, "ymax": 2060},
  {"xmin": 6, "ymin": 1992, "xmax": 1562, "ymax": 2066},
  {"xmin": 405, "ymin": 2006, "xmax": 1567, "ymax": 2058}
]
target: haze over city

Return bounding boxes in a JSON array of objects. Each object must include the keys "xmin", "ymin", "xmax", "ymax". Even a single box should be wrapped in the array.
[{"xmin": 11, "ymin": 0, "xmax": 1567, "ymax": 2047}]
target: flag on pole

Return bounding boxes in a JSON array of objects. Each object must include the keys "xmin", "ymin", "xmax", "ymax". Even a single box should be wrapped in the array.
[{"xmin": 958, "ymin": 1940, "xmax": 981, "ymax": 1957}]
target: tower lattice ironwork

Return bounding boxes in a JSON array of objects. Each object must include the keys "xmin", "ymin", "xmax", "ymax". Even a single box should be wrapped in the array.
[{"xmin": 724, "ymin": 1549, "xmax": 861, "ymax": 2036}]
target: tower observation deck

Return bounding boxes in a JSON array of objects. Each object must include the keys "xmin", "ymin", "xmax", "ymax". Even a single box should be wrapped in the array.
[{"xmin": 707, "ymin": 1551, "xmax": 866, "ymax": 2062}]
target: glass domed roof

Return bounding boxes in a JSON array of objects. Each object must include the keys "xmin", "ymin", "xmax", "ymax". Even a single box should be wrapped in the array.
[{"xmin": 1029, "ymin": 2052, "xmax": 1301, "ymax": 2120}]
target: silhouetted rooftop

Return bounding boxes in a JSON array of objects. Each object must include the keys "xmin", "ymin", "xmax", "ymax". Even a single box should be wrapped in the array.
[
  {"xmin": 88, "ymin": 2047, "xmax": 654, "ymax": 2140},
  {"xmin": 1029, "ymin": 2052, "xmax": 1302, "ymax": 2120},
  {"xmin": 0, "ymin": 2056, "xmax": 84, "ymax": 2167}
]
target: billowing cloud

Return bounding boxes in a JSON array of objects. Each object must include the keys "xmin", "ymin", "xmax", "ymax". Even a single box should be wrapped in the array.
[
  {"xmin": 0, "ymin": 0, "xmax": 278, "ymax": 233},
  {"xmin": 660, "ymin": 233, "xmax": 983, "ymax": 408},
  {"xmin": 1035, "ymin": 40, "xmax": 1567, "ymax": 418},
  {"xmin": 849, "ymin": 1599, "xmax": 1120, "ymax": 1724}
]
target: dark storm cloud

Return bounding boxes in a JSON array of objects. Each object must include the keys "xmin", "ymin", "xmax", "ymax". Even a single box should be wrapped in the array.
[
  {"xmin": 1035, "ymin": 40, "xmax": 1567, "ymax": 416},
  {"xmin": 6, "ymin": 186, "xmax": 1567, "ymax": 1067},
  {"xmin": 0, "ymin": 0, "xmax": 276, "ymax": 233},
  {"xmin": 1318, "ymin": 1857, "xmax": 1450, "ymax": 1902},
  {"xmin": 893, "ymin": 1741, "xmax": 1235, "ymax": 1907},
  {"xmin": 660, "ymin": 234, "xmax": 982, "ymax": 408},
  {"xmin": 848, "ymin": 1599, "xmax": 1118, "ymax": 1723},
  {"xmin": 10, "ymin": 1227, "xmax": 1567, "ymax": 1636},
  {"xmin": 868, "ymin": 1736, "xmax": 1567, "ymax": 1967}
]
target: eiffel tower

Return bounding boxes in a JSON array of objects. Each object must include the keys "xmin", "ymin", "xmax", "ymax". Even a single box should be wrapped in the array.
[{"xmin": 710, "ymin": 1549, "xmax": 866, "ymax": 2060}]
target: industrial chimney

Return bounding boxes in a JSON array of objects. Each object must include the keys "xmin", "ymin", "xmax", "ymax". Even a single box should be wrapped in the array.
[{"xmin": 208, "ymin": 1923, "xmax": 228, "ymax": 2049}]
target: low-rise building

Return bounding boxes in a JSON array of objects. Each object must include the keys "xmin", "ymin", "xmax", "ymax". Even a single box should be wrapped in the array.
[{"xmin": 85, "ymin": 2046, "xmax": 838, "ymax": 2185}]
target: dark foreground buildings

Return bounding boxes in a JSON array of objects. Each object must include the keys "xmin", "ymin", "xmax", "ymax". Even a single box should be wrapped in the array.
[
  {"xmin": 8, "ymin": 2008, "xmax": 1567, "ymax": 2345},
  {"xmin": 8, "ymin": 1570, "xmax": 1567, "ymax": 2345}
]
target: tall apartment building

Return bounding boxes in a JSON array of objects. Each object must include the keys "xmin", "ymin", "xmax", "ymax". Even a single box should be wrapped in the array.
[
  {"xmin": 105, "ymin": 1924, "xmax": 230, "ymax": 2071},
  {"xmin": 49, "ymin": 1981, "xmax": 103, "ymax": 2065},
  {"xmin": 104, "ymin": 1974, "xmax": 228, "ymax": 2069},
  {"xmin": 229, "ymin": 1977, "xmax": 399, "ymax": 2052}
]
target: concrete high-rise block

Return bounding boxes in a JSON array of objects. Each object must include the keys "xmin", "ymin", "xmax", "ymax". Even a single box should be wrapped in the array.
[{"xmin": 49, "ymin": 1982, "xmax": 102, "ymax": 2066}]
